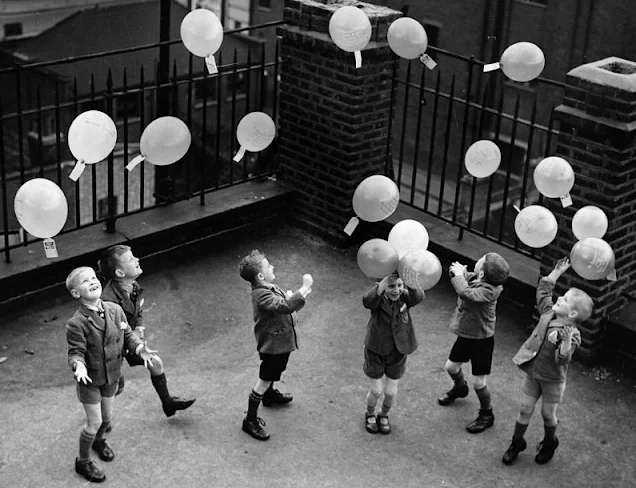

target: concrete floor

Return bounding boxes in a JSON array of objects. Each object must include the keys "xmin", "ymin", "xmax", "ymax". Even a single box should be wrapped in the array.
[{"xmin": 0, "ymin": 224, "xmax": 635, "ymax": 487}]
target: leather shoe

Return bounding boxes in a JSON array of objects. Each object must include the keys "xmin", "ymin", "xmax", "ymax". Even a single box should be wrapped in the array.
[
  {"xmin": 535, "ymin": 437, "xmax": 559, "ymax": 464},
  {"xmin": 163, "ymin": 396, "xmax": 196, "ymax": 417},
  {"xmin": 437, "ymin": 384, "xmax": 469, "ymax": 406},
  {"xmin": 92, "ymin": 440, "xmax": 115, "ymax": 462},
  {"xmin": 502, "ymin": 437, "xmax": 527, "ymax": 465},
  {"xmin": 466, "ymin": 409, "xmax": 494, "ymax": 434},
  {"xmin": 242, "ymin": 416, "xmax": 270, "ymax": 441},
  {"xmin": 75, "ymin": 458, "xmax": 106, "ymax": 482},
  {"xmin": 262, "ymin": 388, "xmax": 293, "ymax": 407}
]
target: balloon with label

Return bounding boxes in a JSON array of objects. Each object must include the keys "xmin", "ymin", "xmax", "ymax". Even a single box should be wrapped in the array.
[
  {"xmin": 514, "ymin": 205, "xmax": 558, "ymax": 248},
  {"xmin": 397, "ymin": 249, "xmax": 443, "ymax": 290},
  {"xmin": 233, "ymin": 112, "xmax": 276, "ymax": 163},
  {"xmin": 180, "ymin": 8, "xmax": 224, "ymax": 73},
  {"xmin": 14, "ymin": 178, "xmax": 68, "ymax": 239},
  {"xmin": 464, "ymin": 140, "xmax": 501, "ymax": 178},
  {"xmin": 533, "ymin": 156, "xmax": 575, "ymax": 199},
  {"xmin": 388, "ymin": 219, "xmax": 429, "ymax": 258},
  {"xmin": 570, "ymin": 237, "xmax": 615, "ymax": 280},
  {"xmin": 357, "ymin": 238, "xmax": 399, "ymax": 279},
  {"xmin": 387, "ymin": 17, "xmax": 428, "ymax": 60},
  {"xmin": 500, "ymin": 42, "xmax": 545, "ymax": 82},
  {"xmin": 67, "ymin": 110, "xmax": 117, "ymax": 181},
  {"xmin": 352, "ymin": 175, "xmax": 400, "ymax": 223},
  {"xmin": 127, "ymin": 117, "xmax": 191, "ymax": 171},
  {"xmin": 329, "ymin": 5, "xmax": 372, "ymax": 68},
  {"xmin": 572, "ymin": 205, "xmax": 608, "ymax": 240}
]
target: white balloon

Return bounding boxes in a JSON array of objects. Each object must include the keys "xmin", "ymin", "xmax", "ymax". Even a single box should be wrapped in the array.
[
  {"xmin": 514, "ymin": 205, "xmax": 558, "ymax": 248},
  {"xmin": 465, "ymin": 140, "xmax": 501, "ymax": 178},
  {"xmin": 328, "ymin": 6, "xmax": 371, "ymax": 53},
  {"xmin": 236, "ymin": 112, "xmax": 276, "ymax": 152},
  {"xmin": 68, "ymin": 110, "xmax": 117, "ymax": 164},
  {"xmin": 180, "ymin": 9, "xmax": 224, "ymax": 58},
  {"xmin": 14, "ymin": 178, "xmax": 68, "ymax": 239}
]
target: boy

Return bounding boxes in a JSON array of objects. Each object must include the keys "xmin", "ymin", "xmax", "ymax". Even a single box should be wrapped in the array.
[
  {"xmin": 98, "ymin": 245, "xmax": 195, "ymax": 417},
  {"xmin": 437, "ymin": 252, "xmax": 510, "ymax": 434},
  {"xmin": 362, "ymin": 272, "xmax": 424, "ymax": 434},
  {"xmin": 502, "ymin": 257, "xmax": 592, "ymax": 465},
  {"xmin": 66, "ymin": 266, "xmax": 158, "ymax": 482},
  {"xmin": 239, "ymin": 249, "xmax": 313, "ymax": 441}
]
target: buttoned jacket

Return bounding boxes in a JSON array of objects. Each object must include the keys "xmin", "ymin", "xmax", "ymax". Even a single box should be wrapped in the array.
[
  {"xmin": 101, "ymin": 279, "xmax": 143, "ymax": 330},
  {"xmin": 66, "ymin": 301, "xmax": 143, "ymax": 386},
  {"xmin": 449, "ymin": 272, "xmax": 503, "ymax": 339}
]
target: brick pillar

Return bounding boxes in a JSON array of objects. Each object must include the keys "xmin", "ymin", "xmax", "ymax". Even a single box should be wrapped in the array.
[
  {"xmin": 547, "ymin": 57, "xmax": 636, "ymax": 361},
  {"xmin": 277, "ymin": 0, "xmax": 402, "ymax": 244}
]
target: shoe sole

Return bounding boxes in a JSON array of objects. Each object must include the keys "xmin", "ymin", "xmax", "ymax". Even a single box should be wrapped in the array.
[{"xmin": 466, "ymin": 422, "xmax": 494, "ymax": 434}]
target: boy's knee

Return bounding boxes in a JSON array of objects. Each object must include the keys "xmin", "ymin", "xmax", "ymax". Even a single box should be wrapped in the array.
[
  {"xmin": 445, "ymin": 360, "xmax": 461, "ymax": 374},
  {"xmin": 368, "ymin": 379, "xmax": 383, "ymax": 397},
  {"xmin": 385, "ymin": 378, "xmax": 399, "ymax": 396},
  {"xmin": 148, "ymin": 357, "xmax": 164, "ymax": 374},
  {"xmin": 472, "ymin": 376, "xmax": 487, "ymax": 390}
]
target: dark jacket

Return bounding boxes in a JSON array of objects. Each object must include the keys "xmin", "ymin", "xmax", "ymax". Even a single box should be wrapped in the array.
[
  {"xmin": 251, "ymin": 282, "xmax": 306, "ymax": 355},
  {"xmin": 363, "ymin": 284, "xmax": 424, "ymax": 355},
  {"xmin": 66, "ymin": 301, "xmax": 143, "ymax": 386},
  {"xmin": 449, "ymin": 272, "xmax": 503, "ymax": 339},
  {"xmin": 512, "ymin": 277, "xmax": 581, "ymax": 383},
  {"xmin": 101, "ymin": 279, "xmax": 143, "ymax": 330}
]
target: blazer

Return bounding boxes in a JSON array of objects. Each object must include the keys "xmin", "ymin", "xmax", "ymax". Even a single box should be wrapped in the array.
[
  {"xmin": 251, "ymin": 283, "xmax": 306, "ymax": 355},
  {"xmin": 101, "ymin": 280, "xmax": 143, "ymax": 330},
  {"xmin": 66, "ymin": 301, "xmax": 143, "ymax": 386},
  {"xmin": 363, "ymin": 284, "xmax": 424, "ymax": 355},
  {"xmin": 449, "ymin": 272, "xmax": 503, "ymax": 339}
]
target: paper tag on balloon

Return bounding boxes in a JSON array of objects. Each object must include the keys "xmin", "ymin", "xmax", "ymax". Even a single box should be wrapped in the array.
[
  {"xmin": 126, "ymin": 154, "xmax": 145, "ymax": 171},
  {"xmin": 205, "ymin": 54, "xmax": 218, "ymax": 74},
  {"xmin": 354, "ymin": 51, "xmax": 362, "ymax": 69},
  {"xmin": 233, "ymin": 146, "xmax": 246, "ymax": 162},
  {"xmin": 68, "ymin": 160, "xmax": 86, "ymax": 181},
  {"xmin": 419, "ymin": 54, "xmax": 437, "ymax": 70},
  {"xmin": 483, "ymin": 62, "xmax": 500, "ymax": 72},
  {"xmin": 343, "ymin": 216, "xmax": 359, "ymax": 236},
  {"xmin": 606, "ymin": 269, "xmax": 617, "ymax": 282},
  {"xmin": 560, "ymin": 193, "xmax": 573, "ymax": 208},
  {"xmin": 43, "ymin": 238, "xmax": 58, "ymax": 258}
]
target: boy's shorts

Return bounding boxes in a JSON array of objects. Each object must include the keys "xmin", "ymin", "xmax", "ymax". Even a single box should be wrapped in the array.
[
  {"xmin": 124, "ymin": 352, "xmax": 145, "ymax": 367},
  {"xmin": 363, "ymin": 346, "xmax": 406, "ymax": 380},
  {"xmin": 77, "ymin": 381, "xmax": 118, "ymax": 404},
  {"xmin": 448, "ymin": 336, "xmax": 494, "ymax": 376},
  {"xmin": 522, "ymin": 375, "xmax": 566, "ymax": 404},
  {"xmin": 259, "ymin": 352, "xmax": 291, "ymax": 381}
]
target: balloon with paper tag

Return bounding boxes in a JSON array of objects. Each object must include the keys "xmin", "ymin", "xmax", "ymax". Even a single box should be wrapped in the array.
[
  {"xmin": 387, "ymin": 17, "xmax": 428, "ymax": 60},
  {"xmin": 570, "ymin": 237, "xmax": 615, "ymax": 280},
  {"xmin": 572, "ymin": 205, "xmax": 608, "ymax": 240},
  {"xmin": 388, "ymin": 219, "xmax": 429, "ymax": 258},
  {"xmin": 127, "ymin": 117, "xmax": 191, "ymax": 171},
  {"xmin": 352, "ymin": 175, "xmax": 400, "ymax": 222},
  {"xmin": 233, "ymin": 112, "xmax": 276, "ymax": 163},
  {"xmin": 14, "ymin": 178, "xmax": 68, "ymax": 238},
  {"xmin": 397, "ymin": 249, "xmax": 443, "ymax": 290},
  {"xmin": 533, "ymin": 156, "xmax": 575, "ymax": 199},
  {"xmin": 464, "ymin": 140, "xmax": 501, "ymax": 178},
  {"xmin": 357, "ymin": 238, "xmax": 399, "ymax": 279},
  {"xmin": 329, "ymin": 5, "xmax": 372, "ymax": 68},
  {"xmin": 499, "ymin": 42, "xmax": 545, "ymax": 82},
  {"xmin": 67, "ymin": 110, "xmax": 117, "ymax": 181},
  {"xmin": 514, "ymin": 205, "xmax": 558, "ymax": 248},
  {"xmin": 180, "ymin": 8, "xmax": 224, "ymax": 73}
]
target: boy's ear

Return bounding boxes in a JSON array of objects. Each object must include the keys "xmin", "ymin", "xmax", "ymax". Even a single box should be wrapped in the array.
[
  {"xmin": 256, "ymin": 271, "xmax": 265, "ymax": 281},
  {"xmin": 70, "ymin": 289, "xmax": 80, "ymax": 299},
  {"xmin": 115, "ymin": 268, "xmax": 125, "ymax": 278},
  {"xmin": 568, "ymin": 309, "xmax": 579, "ymax": 320},
  {"xmin": 478, "ymin": 270, "xmax": 485, "ymax": 280}
]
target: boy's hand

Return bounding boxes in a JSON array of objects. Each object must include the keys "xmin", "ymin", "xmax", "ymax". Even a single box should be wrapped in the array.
[
  {"xmin": 302, "ymin": 274, "xmax": 314, "ymax": 289},
  {"xmin": 74, "ymin": 362, "xmax": 92, "ymax": 385},
  {"xmin": 139, "ymin": 342, "xmax": 159, "ymax": 369},
  {"xmin": 449, "ymin": 262, "xmax": 466, "ymax": 277},
  {"xmin": 547, "ymin": 257, "xmax": 570, "ymax": 282},
  {"xmin": 377, "ymin": 276, "xmax": 390, "ymax": 295}
]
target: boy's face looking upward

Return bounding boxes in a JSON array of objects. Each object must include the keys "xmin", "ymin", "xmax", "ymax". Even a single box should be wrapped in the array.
[
  {"xmin": 385, "ymin": 278, "xmax": 404, "ymax": 301},
  {"xmin": 259, "ymin": 258, "xmax": 275, "ymax": 283},
  {"xmin": 552, "ymin": 290, "xmax": 579, "ymax": 320},
  {"xmin": 71, "ymin": 268, "xmax": 102, "ymax": 301},
  {"xmin": 115, "ymin": 250, "xmax": 142, "ymax": 280}
]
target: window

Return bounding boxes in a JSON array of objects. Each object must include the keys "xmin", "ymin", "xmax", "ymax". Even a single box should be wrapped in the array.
[
  {"xmin": 79, "ymin": 99, "xmax": 105, "ymax": 113},
  {"xmin": 115, "ymin": 92, "xmax": 140, "ymax": 120},
  {"xmin": 233, "ymin": 20, "xmax": 243, "ymax": 30},
  {"xmin": 194, "ymin": 78, "xmax": 219, "ymax": 106},
  {"xmin": 4, "ymin": 22, "xmax": 23, "ymax": 38},
  {"xmin": 423, "ymin": 22, "xmax": 441, "ymax": 60},
  {"xmin": 98, "ymin": 196, "xmax": 117, "ymax": 220},
  {"xmin": 258, "ymin": 0, "xmax": 272, "ymax": 8},
  {"xmin": 226, "ymin": 72, "xmax": 247, "ymax": 100}
]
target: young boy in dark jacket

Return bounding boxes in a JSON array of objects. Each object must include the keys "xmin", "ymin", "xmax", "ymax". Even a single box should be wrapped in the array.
[{"xmin": 437, "ymin": 252, "xmax": 510, "ymax": 434}]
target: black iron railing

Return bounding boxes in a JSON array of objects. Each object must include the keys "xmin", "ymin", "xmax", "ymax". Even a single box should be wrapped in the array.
[
  {"xmin": 0, "ymin": 21, "xmax": 284, "ymax": 262},
  {"xmin": 389, "ymin": 45, "xmax": 566, "ymax": 259}
]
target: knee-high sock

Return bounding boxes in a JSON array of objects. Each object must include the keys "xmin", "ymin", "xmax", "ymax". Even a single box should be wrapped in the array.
[
  {"xmin": 151, "ymin": 372, "xmax": 172, "ymax": 405},
  {"xmin": 366, "ymin": 391, "xmax": 380, "ymax": 416},
  {"xmin": 475, "ymin": 385, "xmax": 492, "ymax": 410},
  {"xmin": 79, "ymin": 428, "xmax": 95, "ymax": 461},
  {"xmin": 513, "ymin": 421, "xmax": 529, "ymax": 441},
  {"xmin": 95, "ymin": 421, "xmax": 111, "ymax": 442},
  {"xmin": 247, "ymin": 389, "xmax": 263, "ymax": 421},
  {"xmin": 380, "ymin": 393, "xmax": 395, "ymax": 415},
  {"xmin": 450, "ymin": 369, "xmax": 466, "ymax": 388},
  {"xmin": 543, "ymin": 423, "xmax": 557, "ymax": 442}
]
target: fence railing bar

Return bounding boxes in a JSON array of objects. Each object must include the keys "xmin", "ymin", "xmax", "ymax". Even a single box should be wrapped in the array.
[{"xmin": 424, "ymin": 70, "xmax": 441, "ymax": 213}]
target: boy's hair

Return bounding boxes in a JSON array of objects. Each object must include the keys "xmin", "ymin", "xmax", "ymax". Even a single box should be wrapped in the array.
[
  {"xmin": 66, "ymin": 266, "xmax": 94, "ymax": 295},
  {"xmin": 97, "ymin": 245, "xmax": 131, "ymax": 281},
  {"xmin": 481, "ymin": 252, "xmax": 510, "ymax": 286},
  {"xmin": 568, "ymin": 287, "xmax": 594, "ymax": 322},
  {"xmin": 239, "ymin": 250, "xmax": 266, "ymax": 283}
]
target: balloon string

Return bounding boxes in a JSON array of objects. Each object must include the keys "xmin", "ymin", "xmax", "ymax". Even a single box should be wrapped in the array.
[
  {"xmin": 233, "ymin": 146, "xmax": 246, "ymax": 162},
  {"xmin": 126, "ymin": 154, "xmax": 145, "ymax": 171},
  {"xmin": 68, "ymin": 161, "xmax": 86, "ymax": 181},
  {"xmin": 354, "ymin": 51, "xmax": 362, "ymax": 68}
]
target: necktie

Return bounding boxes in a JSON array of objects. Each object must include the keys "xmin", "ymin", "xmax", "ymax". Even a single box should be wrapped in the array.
[
  {"xmin": 97, "ymin": 309, "xmax": 105, "ymax": 320},
  {"xmin": 130, "ymin": 283, "xmax": 139, "ymax": 304}
]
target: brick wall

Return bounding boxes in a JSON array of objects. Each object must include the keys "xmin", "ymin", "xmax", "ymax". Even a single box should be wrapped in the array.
[
  {"xmin": 547, "ymin": 57, "xmax": 636, "ymax": 361},
  {"xmin": 277, "ymin": 0, "xmax": 402, "ymax": 243}
]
